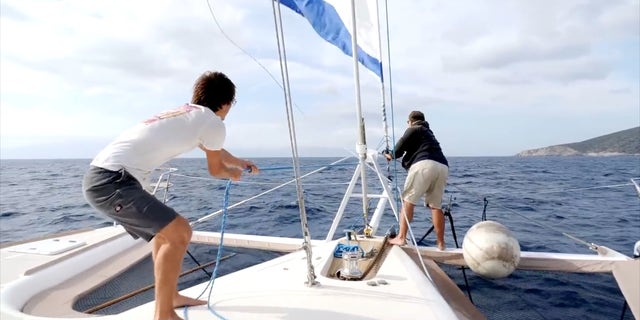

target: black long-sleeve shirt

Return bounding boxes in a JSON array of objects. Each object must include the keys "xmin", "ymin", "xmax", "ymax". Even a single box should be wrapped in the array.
[{"xmin": 390, "ymin": 120, "xmax": 448, "ymax": 170}]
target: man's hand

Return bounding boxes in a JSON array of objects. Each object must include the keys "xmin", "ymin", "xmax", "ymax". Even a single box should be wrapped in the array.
[
  {"xmin": 382, "ymin": 149, "xmax": 392, "ymax": 162},
  {"xmin": 241, "ymin": 160, "xmax": 259, "ymax": 174},
  {"xmin": 229, "ymin": 167, "xmax": 243, "ymax": 181},
  {"xmin": 203, "ymin": 148, "xmax": 250, "ymax": 180}
]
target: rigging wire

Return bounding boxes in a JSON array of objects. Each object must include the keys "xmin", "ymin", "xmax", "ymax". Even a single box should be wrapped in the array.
[
  {"xmin": 530, "ymin": 182, "xmax": 636, "ymax": 195},
  {"xmin": 205, "ymin": 0, "xmax": 305, "ymax": 114},
  {"xmin": 451, "ymin": 181, "xmax": 636, "ymax": 198},
  {"xmin": 373, "ymin": 0, "xmax": 390, "ymax": 154},
  {"xmin": 204, "ymin": 0, "xmax": 281, "ymax": 93},
  {"xmin": 369, "ymin": 1, "xmax": 451, "ymax": 278},
  {"xmin": 449, "ymin": 182, "xmax": 637, "ymax": 250},
  {"xmin": 381, "ymin": 0, "xmax": 401, "ymax": 211},
  {"xmin": 190, "ymin": 156, "xmax": 354, "ymax": 227},
  {"xmin": 271, "ymin": 0, "xmax": 318, "ymax": 286},
  {"xmin": 167, "ymin": 160, "xmax": 357, "ymax": 186},
  {"xmin": 375, "ymin": 0, "xmax": 433, "ymax": 276},
  {"xmin": 172, "ymin": 172, "xmax": 350, "ymax": 186}
]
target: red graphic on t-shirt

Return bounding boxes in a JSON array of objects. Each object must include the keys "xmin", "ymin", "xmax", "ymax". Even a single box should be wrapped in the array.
[{"xmin": 144, "ymin": 104, "xmax": 198, "ymax": 124}]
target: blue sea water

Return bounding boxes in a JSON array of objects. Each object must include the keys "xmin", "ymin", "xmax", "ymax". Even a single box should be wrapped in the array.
[{"xmin": 1, "ymin": 156, "xmax": 638, "ymax": 319}]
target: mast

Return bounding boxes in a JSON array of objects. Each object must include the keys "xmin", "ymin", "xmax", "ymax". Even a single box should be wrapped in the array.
[
  {"xmin": 323, "ymin": 0, "xmax": 400, "ymax": 239},
  {"xmin": 349, "ymin": 0, "xmax": 371, "ymax": 235}
]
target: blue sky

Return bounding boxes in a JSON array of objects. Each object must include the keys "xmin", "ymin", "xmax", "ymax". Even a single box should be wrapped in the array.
[{"xmin": 1, "ymin": 0, "xmax": 638, "ymax": 159}]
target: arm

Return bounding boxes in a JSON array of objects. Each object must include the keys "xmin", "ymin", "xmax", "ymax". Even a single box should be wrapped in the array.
[
  {"xmin": 220, "ymin": 148, "xmax": 260, "ymax": 173},
  {"xmin": 220, "ymin": 149, "xmax": 260, "ymax": 173},
  {"xmin": 385, "ymin": 129, "xmax": 411, "ymax": 161},
  {"xmin": 202, "ymin": 147, "xmax": 243, "ymax": 181}
]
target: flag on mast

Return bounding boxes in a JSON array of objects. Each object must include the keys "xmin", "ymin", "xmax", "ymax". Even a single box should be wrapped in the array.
[{"xmin": 279, "ymin": 0, "xmax": 383, "ymax": 80}]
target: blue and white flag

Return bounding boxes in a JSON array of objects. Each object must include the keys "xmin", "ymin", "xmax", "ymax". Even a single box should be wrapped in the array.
[{"xmin": 279, "ymin": 0, "xmax": 383, "ymax": 80}]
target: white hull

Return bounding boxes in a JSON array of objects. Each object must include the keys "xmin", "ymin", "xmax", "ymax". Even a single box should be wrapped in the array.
[
  {"xmin": 0, "ymin": 226, "xmax": 477, "ymax": 320},
  {"xmin": 3, "ymin": 224, "xmax": 638, "ymax": 319}
]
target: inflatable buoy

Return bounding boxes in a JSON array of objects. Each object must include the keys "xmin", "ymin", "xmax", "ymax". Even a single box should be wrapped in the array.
[{"xmin": 462, "ymin": 221, "xmax": 521, "ymax": 279}]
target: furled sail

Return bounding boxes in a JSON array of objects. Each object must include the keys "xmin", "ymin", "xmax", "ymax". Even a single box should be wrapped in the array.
[{"xmin": 279, "ymin": 0, "xmax": 383, "ymax": 79}]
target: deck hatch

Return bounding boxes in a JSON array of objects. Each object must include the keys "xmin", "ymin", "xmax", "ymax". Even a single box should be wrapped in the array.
[{"xmin": 8, "ymin": 238, "xmax": 86, "ymax": 255}]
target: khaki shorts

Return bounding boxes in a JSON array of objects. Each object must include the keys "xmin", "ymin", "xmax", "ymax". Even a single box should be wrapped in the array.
[{"xmin": 402, "ymin": 160, "xmax": 449, "ymax": 209}]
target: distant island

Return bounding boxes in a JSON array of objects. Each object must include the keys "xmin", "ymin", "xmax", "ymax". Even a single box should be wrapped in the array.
[{"xmin": 516, "ymin": 127, "xmax": 640, "ymax": 156}]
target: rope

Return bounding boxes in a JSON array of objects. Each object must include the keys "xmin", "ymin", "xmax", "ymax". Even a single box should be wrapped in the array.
[
  {"xmin": 168, "ymin": 162, "xmax": 354, "ymax": 175},
  {"xmin": 400, "ymin": 206, "xmax": 434, "ymax": 281},
  {"xmin": 169, "ymin": 161, "xmax": 357, "ymax": 186},
  {"xmin": 184, "ymin": 180, "xmax": 233, "ymax": 320},
  {"xmin": 246, "ymin": 162, "xmax": 357, "ymax": 171}
]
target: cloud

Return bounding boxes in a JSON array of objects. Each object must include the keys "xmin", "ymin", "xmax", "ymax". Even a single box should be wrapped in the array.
[{"xmin": 1, "ymin": 0, "xmax": 638, "ymax": 159}]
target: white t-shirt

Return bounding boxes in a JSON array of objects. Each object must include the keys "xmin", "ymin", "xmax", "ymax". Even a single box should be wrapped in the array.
[{"xmin": 91, "ymin": 103, "xmax": 224, "ymax": 184}]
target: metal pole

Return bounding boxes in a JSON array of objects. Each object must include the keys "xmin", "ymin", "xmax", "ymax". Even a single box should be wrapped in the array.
[{"xmin": 350, "ymin": 0, "xmax": 371, "ymax": 235}]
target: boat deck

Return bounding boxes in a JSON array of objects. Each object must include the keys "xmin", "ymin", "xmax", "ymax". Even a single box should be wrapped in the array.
[
  {"xmin": 1, "ymin": 227, "xmax": 486, "ymax": 320},
  {"xmin": 1, "ymin": 226, "xmax": 151, "ymax": 319},
  {"xmin": 1, "ymin": 226, "xmax": 135, "ymax": 288},
  {"xmin": 121, "ymin": 244, "xmax": 464, "ymax": 320}
]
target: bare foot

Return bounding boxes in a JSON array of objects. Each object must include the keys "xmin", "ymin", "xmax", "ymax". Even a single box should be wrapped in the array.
[
  {"xmin": 173, "ymin": 293, "xmax": 207, "ymax": 308},
  {"xmin": 437, "ymin": 242, "xmax": 445, "ymax": 251},
  {"xmin": 388, "ymin": 237, "xmax": 406, "ymax": 246},
  {"xmin": 155, "ymin": 310, "xmax": 183, "ymax": 320}
]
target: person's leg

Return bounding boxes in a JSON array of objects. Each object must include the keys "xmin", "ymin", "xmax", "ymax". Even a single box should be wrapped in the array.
[
  {"xmin": 151, "ymin": 235, "xmax": 207, "ymax": 313},
  {"xmin": 84, "ymin": 168, "xmax": 205, "ymax": 319},
  {"xmin": 424, "ymin": 162, "xmax": 448, "ymax": 251},
  {"xmin": 391, "ymin": 162, "xmax": 425, "ymax": 246},
  {"xmin": 152, "ymin": 216, "xmax": 205, "ymax": 320},
  {"xmin": 389, "ymin": 201, "xmax": 415, "ymax": 245},
  {"xmin": 430, "ymin": 208, "xmax": 445, "ymax": 250}
]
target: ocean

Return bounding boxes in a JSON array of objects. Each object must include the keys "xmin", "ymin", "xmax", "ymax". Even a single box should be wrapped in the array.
[{"xmin": 1, "ymin": 156, "xmax": 638, "ymax": 319}]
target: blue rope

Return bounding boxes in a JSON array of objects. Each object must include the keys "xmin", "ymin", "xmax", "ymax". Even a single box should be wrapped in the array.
[
  {"xmin": 180, "ymin": 160, "xmax": 357, "ymax": 319},
  {"xmin": 256, "ymin": 161, "xmax": 357, "ymax": 172},
  {"xmin": 254, "ymin": 165, "xmax": 297, "ymax": 171},
  {"xmin": 184, "ymin": 179, "xmax": 232, "ymax": 320}
]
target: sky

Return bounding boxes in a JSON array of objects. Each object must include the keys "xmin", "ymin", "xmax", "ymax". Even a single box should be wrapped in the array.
[{"xmin": 1, "ymin": 0, "xmax": 638, "ymax": 159}]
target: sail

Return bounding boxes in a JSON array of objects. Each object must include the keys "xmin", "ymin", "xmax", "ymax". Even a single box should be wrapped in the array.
[{"xmin": 279, "ymin": 0, "xmax": 383, "ymax": 79}]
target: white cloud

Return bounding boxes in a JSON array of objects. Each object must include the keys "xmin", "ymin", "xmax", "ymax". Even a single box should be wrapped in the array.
[{"xmin": 1, "ymin": 0, "xmax": 638, "ymax": 159}]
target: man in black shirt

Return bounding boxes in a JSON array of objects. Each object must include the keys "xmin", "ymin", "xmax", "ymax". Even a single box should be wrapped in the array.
[{"xmin": 384, "ymin": 111, "xmax": 449, "ymax": 250}]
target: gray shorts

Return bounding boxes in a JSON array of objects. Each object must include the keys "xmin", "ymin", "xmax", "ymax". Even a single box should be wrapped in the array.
[{"xmin": 82, "ymin": 166, "xmax": 178, "ymax": 242}]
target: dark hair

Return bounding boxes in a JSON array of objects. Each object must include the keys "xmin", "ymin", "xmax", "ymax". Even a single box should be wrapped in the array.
[
  {"xmin": 408, "ymin": 110, "xmax": 425, "ymax": 122},
  {"xmin": 191, "ymin": 71, "xmax": 236, "ymax": 112}
]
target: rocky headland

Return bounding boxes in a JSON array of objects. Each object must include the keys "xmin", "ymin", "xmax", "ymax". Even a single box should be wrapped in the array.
[{"xmin": 516, "ymin": 127, "xmax": 639, "ymax": 156}]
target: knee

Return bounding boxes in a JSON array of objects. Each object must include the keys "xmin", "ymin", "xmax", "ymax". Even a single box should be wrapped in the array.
[
  {"xmin": 161, "ymin": 216, "xmax": 192, "ymax": 248},
  {"xmin": 175, "ymin": 216, "xmax": 192, "ymax": 246}
]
